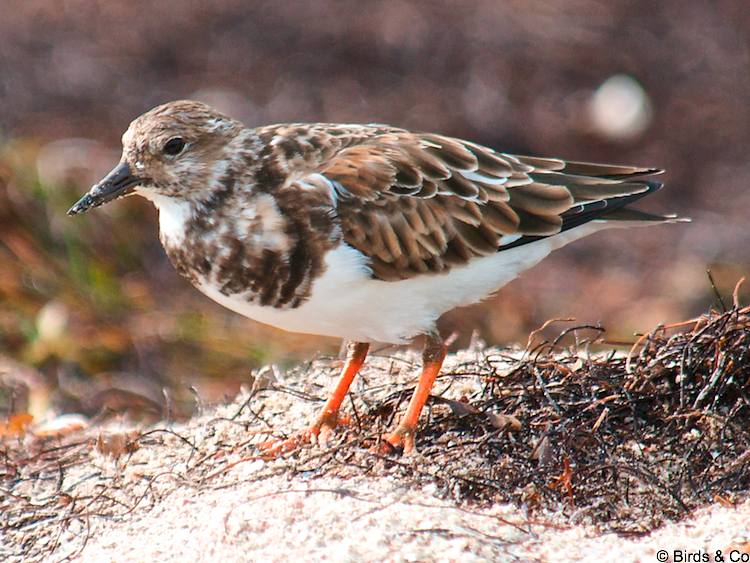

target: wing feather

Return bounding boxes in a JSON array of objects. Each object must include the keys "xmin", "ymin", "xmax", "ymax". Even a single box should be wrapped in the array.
[{"xmin": 263, "ymin": 124, "xmax": 671, "ymax": 281}]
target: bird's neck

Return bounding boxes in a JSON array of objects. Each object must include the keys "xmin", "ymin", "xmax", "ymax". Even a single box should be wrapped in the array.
[{"xmin": 150, "ymin": 193, "xmax": 196, "ymax": 247}]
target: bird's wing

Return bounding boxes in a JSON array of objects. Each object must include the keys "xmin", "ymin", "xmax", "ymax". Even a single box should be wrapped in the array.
[{"xmin": 264, "ymin": 124, "xmax": 666, "ymax": 281}]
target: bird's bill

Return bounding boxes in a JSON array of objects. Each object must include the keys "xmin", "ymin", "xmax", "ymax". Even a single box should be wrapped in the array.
[{"xmin": 67, "ymin": 162, "xmax": 143, "ymax": 215}]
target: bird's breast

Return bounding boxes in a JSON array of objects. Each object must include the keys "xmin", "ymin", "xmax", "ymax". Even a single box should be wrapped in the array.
[{"xmin": 154, "ymin": 192, "xmax": 338, "ymax": 311}]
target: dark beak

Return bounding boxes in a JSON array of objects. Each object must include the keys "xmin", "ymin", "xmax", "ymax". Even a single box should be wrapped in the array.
[{"xmin": 67, "ymin": 162, "xmax": 143, "ymax": 215}]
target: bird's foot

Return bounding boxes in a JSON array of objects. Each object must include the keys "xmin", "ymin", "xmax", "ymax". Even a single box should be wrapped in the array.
[
  {"xmin": 378, "ymin": 424, "xmax": 416, "ymax": 455},
  {"xmin": 257, "ymin": 430, "xmax": 314, "ymax": 457},
  {"xmin": 257, "ymin": 411, "xmax": 350, "ymax": 457}
]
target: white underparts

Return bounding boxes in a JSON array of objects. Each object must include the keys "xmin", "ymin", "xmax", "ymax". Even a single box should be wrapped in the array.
[{"xmin": 198, "ymin": 222, "xmax": 610, "ymax": 344}]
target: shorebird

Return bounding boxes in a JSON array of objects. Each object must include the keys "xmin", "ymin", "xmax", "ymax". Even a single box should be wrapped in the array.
[{"xmin": 69, "ymin": 100, "xmax": 683, "ymax": 454}]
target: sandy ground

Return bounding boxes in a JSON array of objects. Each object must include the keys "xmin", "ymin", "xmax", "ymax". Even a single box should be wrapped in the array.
[
  {"xmin": 75, "ymin": 478, "xmax": 750, "ymax": 563},
  {"xmin": 5, "ymin": 347, "xmax": 750, "ymax": 562}
]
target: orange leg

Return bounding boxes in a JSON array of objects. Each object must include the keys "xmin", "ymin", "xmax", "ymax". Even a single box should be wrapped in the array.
[
  {"xmin": 383, "ymin": 334, "xmax": 447, "ymax": 454},
  {"xmin": 259, "ymin": 341, "xmax": 369, "ymax": 456}
]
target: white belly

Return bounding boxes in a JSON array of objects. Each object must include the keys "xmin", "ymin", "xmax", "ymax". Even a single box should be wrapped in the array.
[{"xmin": 196, "ymin": 223, "xmax": 606, "ymax": 344}]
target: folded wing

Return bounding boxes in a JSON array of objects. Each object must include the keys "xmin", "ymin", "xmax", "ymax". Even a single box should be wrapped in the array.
[{"xmin": 276, "ymin": 126, "xmax": 674, "ymax": 281}]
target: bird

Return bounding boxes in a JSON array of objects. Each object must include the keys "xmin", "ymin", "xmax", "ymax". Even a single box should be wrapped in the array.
[{"xmin": 68, "ymin": 100, "xmax": 684, "ymax": 454}]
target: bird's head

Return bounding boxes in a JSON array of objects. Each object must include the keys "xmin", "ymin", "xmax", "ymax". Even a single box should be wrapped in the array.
[{"xmin": 68, "ymin": 100, "xmax": 244, "ymax": 215}]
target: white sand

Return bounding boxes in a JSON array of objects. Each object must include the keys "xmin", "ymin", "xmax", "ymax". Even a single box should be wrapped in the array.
[{"xmin": 75, "ymin": 478, "xmax": 750, "ymax": 562}]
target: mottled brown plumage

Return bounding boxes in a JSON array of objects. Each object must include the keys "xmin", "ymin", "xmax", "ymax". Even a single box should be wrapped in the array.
[
  {"xmin": 71, "ymin": 100, "xmax": 671, "ymax": 298},
  {"xmin": 247, "ymin": 121, "xmax": 665, "ymax": 282},
  {"xmin": 69, "ymin": 99, "xmax": 684, "ymax": 454}
]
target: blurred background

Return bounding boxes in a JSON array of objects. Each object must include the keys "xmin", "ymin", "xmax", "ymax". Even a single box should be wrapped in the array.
[{"xmin": 1, "ymin": 0, "xmax": 748, "ymax": 423}]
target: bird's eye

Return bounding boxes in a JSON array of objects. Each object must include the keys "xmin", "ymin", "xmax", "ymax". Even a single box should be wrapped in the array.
[{"xmin": 163, "ymin": 137, "xmax": 186, "ymax": 156}]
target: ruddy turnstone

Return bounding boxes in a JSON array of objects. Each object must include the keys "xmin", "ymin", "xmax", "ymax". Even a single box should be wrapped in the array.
[{"xmin": 69, "ymin": 100, "xmax": 684, "ymax": 454}]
